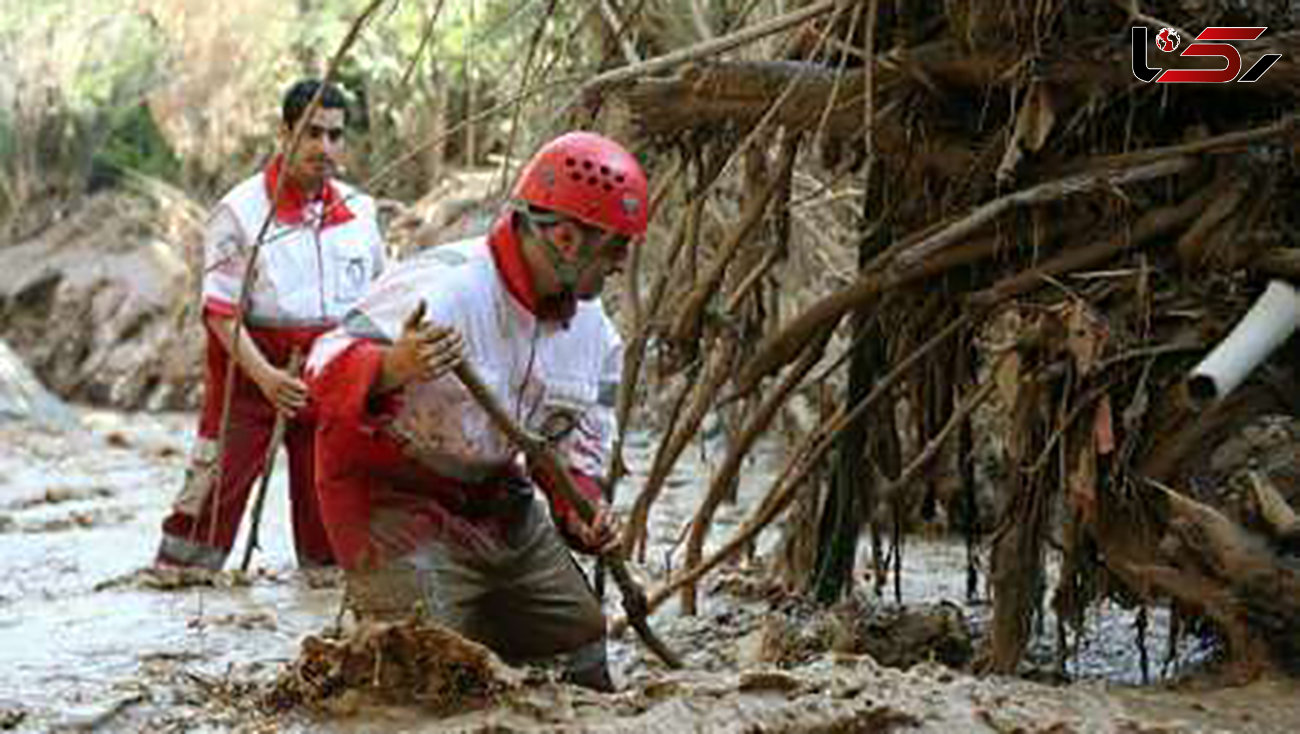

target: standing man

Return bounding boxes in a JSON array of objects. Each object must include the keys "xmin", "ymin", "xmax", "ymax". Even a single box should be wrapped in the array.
[
  {"xmin": 306, "ymin": 132, "xmax": 646, "ymax": 691},
  {"xmin": 155, "ymin": 79, "xmax": 386, "ymax": 569}
]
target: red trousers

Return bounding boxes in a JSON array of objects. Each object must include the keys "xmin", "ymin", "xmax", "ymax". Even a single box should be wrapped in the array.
[{"xmin": 156, "ymin": 320, "xmax": 334, "ymax": 569}]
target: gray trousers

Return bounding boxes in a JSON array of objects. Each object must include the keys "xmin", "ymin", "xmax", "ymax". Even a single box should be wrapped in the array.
[{"xmin": 346, "ymin": 498, "xmax": 610, "ymax": 687}]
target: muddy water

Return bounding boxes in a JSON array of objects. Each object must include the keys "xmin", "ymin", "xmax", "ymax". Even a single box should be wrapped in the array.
[{"xmin": 2, "ymin": 410, "xmax": 1300, "ymax": 732}]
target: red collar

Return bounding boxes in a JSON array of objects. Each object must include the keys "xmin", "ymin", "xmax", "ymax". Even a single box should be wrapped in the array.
[
  {"xmin": 488, "ymin": 213, "xmax": 577, "ymax": 322},
  {"xmin": 488, "ymin": 213, "xmax": 539, "ymax": 315},
  {"xmin": 264, "ymin": 155, "xmax": 355, "ymax": 227}
]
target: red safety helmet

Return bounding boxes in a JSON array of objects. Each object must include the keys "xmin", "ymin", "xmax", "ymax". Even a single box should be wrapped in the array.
[{"xmin": 511, "ymin": 131, "xmax": 648, "ymax": 238}]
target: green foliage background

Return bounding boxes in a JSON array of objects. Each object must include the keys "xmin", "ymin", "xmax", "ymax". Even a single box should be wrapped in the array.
[{"xmin": 0, "ymin": 0, "xmax": 603, "ymax": 225}]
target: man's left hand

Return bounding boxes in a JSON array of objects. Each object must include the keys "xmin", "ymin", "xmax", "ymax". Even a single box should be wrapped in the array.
[{"xmin": 559, "ymin": 502, "xmax": 622, "ymax": 556}]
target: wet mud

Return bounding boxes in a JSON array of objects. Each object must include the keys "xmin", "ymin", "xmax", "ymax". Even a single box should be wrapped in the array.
[{"xmin": 2, "ymin": 409, "xmax": 1300, "ymax": 732}]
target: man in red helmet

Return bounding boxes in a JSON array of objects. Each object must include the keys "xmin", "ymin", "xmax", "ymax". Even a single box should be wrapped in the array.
[{"xmin": 305, "ymin": 132, "xmax": 647, "ymax": 691}]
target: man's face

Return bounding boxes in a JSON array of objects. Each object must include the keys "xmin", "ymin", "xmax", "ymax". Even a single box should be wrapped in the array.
[
  {"xmin": 535, "ymin": 215, "xmax": 629, "ymax": 301},
  {"xmin": 571, "ymin": 227, "xmax": 629, "ymax": 300},
  {"xmin": 279, "ymin": 107, "xmax": 346, "ymax": 191}
]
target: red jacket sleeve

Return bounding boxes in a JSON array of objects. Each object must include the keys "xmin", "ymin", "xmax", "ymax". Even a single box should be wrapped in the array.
[
  {"xmin": 532, "ymin": 461, "xmax": 604, "ymax": 525},
  {"xmin": 309, "ymin": 339, "xmax": 403, "ymax": 569}
]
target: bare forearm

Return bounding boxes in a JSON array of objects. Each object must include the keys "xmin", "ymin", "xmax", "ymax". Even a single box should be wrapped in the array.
[
  {"xmin": 207, "ymin": 313, "xmax": 275, "ymax": 383},
  {"xmin": 207, "ymin": 312, "xmax": 308, "ymax": 415}
]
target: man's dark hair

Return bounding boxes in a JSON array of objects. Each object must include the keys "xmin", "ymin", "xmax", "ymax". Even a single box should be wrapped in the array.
[{"xmin": 281, "ymin": 79, "xmax": 348, "ymax": 128}]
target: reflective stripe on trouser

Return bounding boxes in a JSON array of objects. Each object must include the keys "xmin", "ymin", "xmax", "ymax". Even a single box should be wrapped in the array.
[
  {"xmin": 345, "ymin": 498, "xmax": 607, "ymax": 675},
  {"xmin": 155, "ymin": 397, "xmax": 333, "ymax": 569}
]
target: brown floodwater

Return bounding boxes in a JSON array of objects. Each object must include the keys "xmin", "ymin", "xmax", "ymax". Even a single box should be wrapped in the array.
[{"xmin": 2, "ymin": 408, "xmax": 1299, "ymax": 732}]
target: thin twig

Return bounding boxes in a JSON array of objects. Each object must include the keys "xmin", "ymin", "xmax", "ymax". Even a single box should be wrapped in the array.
[
  {"xmin": 398, "ymin": 0, "xmax": 447, "ymax": 90},
  {"xmin": 862, "ymin": 0, "xmax": 878, "ymax": 183},
  {"xmin": 598, "ymin": 0, "xmax": 642, "ymax": 65},
  {"xmin": 967, "ymin": 181, "xmax": 1215, "ymax": 307},
  {"xmin": 894, "ymin": 157, "xmax": 1196, "ymax": 270},
  {"xmin": 879, "ymin": 365, "xmax": 1005, "ymax": 509},
  {"xmin": 723, "ymin": 246, "xmax": 781, "ymax": 314},
  {"xmin": 680, "ymin": 326, "xmax": 829, "ymax": 612},
  {"xmin": 609, "ymin": 0, "xmax": 653, "ymax": 55},
  {"xmin": 668, "ymin": 137, "xmax": 801, "ymax": 345},
  {"xmin": 599, "ymin": 158, "xmax": 689, "ymax": 586},
  {"xmin": 812, "ymin": 0, "xmax": 864, "ymax": 146},
  {"xmin": 625, "ymin": 337, "xmax": 740, "ymax": 560},
  {"xmin": 738, "ymin": 155, "xmax": 1198, "ymax": 393},
  {"xmin": 449, "ymin": 360, "xmax": 682, "ymax": 668},
  {"xmin": 239, "ymin": 350, "xmax": 303, "ymax": 572},
  {"xmin": 608, "ymin": 179, "xmax": 697, "ymax": 481},
  {"xmin": 496, "ymin": 0, "xmax": 560, "ymax": 194},
  {"xmin": 1091, "ymin": 114, "xmax": 1296, "ymax": 172},
  {"xmin": 1026, "ymin": 380, "xmax": 1112, "ymax": 474},
  {"xmin": 614, "ymin": 312, "xmax": 970, "ymax": 631},
  {"xmin": 603, "ymin": 158, "xmax": 685, "ymax": 499},
  {"xmin": 690, "ymin": 0, "xmax": 714, "ymax": 40},
  {"xmin": 581, "ymin": 0, "xmax": 839, "ymax": 93},
  {"xmin": 359, "ymin": 76, "xmax": 583, "ymax": 202}
]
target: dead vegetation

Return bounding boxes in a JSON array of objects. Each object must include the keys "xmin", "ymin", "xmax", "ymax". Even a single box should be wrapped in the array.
[
  {"xmin": 755, "ymin": 596, "xmax": 973, "ymax": 670},
  {"xmin": 263, "ymin": 618, "xmax": 518, "ymax": 715},
  {"xmin": 567, "ymin": 0, "xmax": 1300, "ymax": 682}
]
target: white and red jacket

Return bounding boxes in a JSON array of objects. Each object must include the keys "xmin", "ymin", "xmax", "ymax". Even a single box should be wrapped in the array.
[
  {"xmin": 193, "ymin": 155, "xmax": 387, "ymax": 432},
  {"xmin": 306, "ymin": 216, "xmax": 622, "ymax": 570},
  {"xmin": 157, "ymin": 158, "xmax": 386, "ymax": 569},
  {"xmin": 203, "ymin": 157, "xmax": 385, "ymax": 327}
]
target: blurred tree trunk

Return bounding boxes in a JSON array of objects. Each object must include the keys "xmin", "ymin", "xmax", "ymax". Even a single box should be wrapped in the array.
[
  {"xmin": 295, "ymin": 0, "xmax": 320, "ymax": 74},
  {"xmin": 464, "ymin": 0, "xmax": 477, "ymax": 167}
]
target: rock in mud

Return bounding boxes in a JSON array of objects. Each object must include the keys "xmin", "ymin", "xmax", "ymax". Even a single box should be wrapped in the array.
[
  {"xmin": 0, "ymin": 338, "xmax": 75, "ymax": 429},
  {"xmin": 0, "ymin": 705, "xmax": 25, "ymax": 730},
  {"xmin": 758, "ymin": 597, "xmax": 973, "ymax": 672},
  {"xmin": 843, "ymin": 600, "xmax": 974, "ymax": 670}
]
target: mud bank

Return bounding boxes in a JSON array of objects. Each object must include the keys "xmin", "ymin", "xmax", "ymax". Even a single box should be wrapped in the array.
[{"xmin": 0, "ymin": 191, "xmax": 204, "ymax": 411}]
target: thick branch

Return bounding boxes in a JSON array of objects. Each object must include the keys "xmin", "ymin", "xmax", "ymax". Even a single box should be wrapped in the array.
[
  {"xmin": 582, "ymin": 0, "xmax": 840, "ymax": 94},
  {"xmin": 736, "ymin": 156, "xmax": 1198, "ymax": 395}
]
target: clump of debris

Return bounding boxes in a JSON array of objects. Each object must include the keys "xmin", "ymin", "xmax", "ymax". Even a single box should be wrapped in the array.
[{"xmin": 263, "ymin": 618, "xmax": 519, "ymax": 717}]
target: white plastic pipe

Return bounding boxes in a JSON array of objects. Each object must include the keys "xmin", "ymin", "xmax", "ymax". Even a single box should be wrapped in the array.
[{"xmin": 1188, "ymin": 279, "xmax": 1300, "ymax": 403}]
